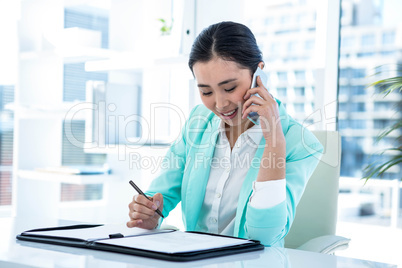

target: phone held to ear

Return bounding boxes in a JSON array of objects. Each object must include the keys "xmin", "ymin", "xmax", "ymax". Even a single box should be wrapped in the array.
[{"xmin": 247, "ymin": 67, "xmax": 268, "ymax": 125}]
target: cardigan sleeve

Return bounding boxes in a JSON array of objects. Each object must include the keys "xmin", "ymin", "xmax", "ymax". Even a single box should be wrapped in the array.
[{"xmin": 245, "ymin": 124, "xmax": 324, "ymax": 246}]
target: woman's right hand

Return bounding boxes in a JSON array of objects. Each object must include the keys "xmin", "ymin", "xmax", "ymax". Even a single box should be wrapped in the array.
[{"xmin": 126, "ymin": 193, "xmax": 164, "ymax": 229}]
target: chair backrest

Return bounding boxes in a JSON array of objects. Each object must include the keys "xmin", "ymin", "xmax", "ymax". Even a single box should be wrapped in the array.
[{"xmin": 284, "ymin": 131, "xmax": 342, "ymax": 249}]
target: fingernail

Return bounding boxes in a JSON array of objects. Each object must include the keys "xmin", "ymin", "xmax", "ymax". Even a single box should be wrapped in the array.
[
  {"xmin": 152, "ymin": 204, "xmax": 157, "ymax": 210},
  {"xmin": 156, "ymin": 201, "xmax": 160, "ymax": 207}
]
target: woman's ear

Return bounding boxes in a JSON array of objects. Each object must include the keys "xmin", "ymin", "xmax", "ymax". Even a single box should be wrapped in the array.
[{"xmin": 258, "ymin": 61, "xmax": 265, "ymax": 70}]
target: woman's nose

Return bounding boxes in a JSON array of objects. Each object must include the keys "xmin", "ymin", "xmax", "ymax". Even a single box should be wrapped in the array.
[{"xmin": 215, "ymin": 94, "xmax": 229, "ymax": 110}]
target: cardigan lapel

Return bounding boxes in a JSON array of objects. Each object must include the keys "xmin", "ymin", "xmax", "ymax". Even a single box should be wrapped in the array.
[{"xmin": 184, "ymin": 117, "xmax": 220, "ymax": 231}]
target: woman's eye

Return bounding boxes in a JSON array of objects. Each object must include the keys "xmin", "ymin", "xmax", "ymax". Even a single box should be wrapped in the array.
[
  {"xmin": 225, "ymin": 87, "xmax": 236, "ymax": 92},
  {"xmin": 202, "ymin": 92, "xmax": 212, "ymax": 96}
]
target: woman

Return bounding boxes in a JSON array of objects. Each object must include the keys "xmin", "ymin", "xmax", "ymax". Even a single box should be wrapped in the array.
[{"xmin": 127, "ymin": 21, "xmax": 323, "ymax": 247}]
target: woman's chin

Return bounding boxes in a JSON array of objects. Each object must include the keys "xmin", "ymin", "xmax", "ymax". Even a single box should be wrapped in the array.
[{"xmin": 222, "ymin": 116, "xmax": 250, "ymax": 128}]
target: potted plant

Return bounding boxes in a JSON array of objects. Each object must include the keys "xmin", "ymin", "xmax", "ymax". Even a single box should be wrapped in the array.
[
  {"xmin": 154, "ymin": 18, "xmax": 178, "ymax": 58},
  {"xmin": 158, "ymin": 18, "xmax": 173, "ymax": 36},
  {"xmin": 363, "ymin": 70, "xmax": 402, "ymax": 182}
]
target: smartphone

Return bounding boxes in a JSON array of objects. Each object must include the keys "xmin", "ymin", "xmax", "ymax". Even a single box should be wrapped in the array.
[{"xmin": 247, "ymin": 67, "xmax": 268, "ymax": 125}]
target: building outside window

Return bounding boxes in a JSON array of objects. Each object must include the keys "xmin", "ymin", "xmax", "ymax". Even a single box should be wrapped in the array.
[{"xmin": 244, "ymin": 2, "xmax": 402, "ymax": 254}]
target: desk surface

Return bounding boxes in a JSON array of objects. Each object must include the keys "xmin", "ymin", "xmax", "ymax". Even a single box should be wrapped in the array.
[{"xmin": 0, "ymin": 217, "xmax": 396, "ymax": 268}]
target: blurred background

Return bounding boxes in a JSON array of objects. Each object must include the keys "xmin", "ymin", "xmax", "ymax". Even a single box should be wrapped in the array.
[{"xmin": 0, "ymin": 0, "xmax": 401, "ymax": 265}]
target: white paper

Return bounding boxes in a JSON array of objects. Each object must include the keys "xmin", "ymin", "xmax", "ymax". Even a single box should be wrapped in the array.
[
  {"xmin": 98, "ymin": 231, "xmax": 252, "ymax": 253},
  {"xmin": 25, "ymin": 224, "xmax": 169, "ymax": 241}
]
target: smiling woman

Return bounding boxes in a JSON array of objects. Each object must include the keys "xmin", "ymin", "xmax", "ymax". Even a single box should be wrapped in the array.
[{"xmin": 127, "ymin": 21, "xmax": 324, "ymax": 247}]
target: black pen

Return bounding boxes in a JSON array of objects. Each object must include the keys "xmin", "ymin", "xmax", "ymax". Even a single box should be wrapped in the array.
[{"xmin": 129, "ymin": 180, "xmax": 164, "ymax": 218}]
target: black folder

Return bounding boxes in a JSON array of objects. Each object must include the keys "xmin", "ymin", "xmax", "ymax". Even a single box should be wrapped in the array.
[{"xmin": 16, "ymin": 224, "xmax": 264, "ymax": 262}]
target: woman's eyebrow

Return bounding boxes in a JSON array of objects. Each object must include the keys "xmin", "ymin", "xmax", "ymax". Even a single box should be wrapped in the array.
[
  {"xmin": 197, "ymin": 78, "xmax": 237, "ymax": 88},
  {"xmin": 218, "ymin": 78, "xmax": 237, "ymax": 86}
]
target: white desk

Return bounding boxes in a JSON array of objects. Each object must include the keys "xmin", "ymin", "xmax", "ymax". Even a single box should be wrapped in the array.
[{"xmin": 0, "ymin": 217, "xmax": 396, "ymax": 268}]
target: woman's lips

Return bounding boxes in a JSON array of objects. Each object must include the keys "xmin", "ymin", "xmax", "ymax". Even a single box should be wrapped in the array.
[{"xmin": 220, "ymin": 107, "xmax": 238, "ymax": 120}]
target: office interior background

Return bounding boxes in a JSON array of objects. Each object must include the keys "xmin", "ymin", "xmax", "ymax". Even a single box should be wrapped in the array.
[{"xmin": 0, "ymin": 0, "xmax": 401, "ymax": 265}]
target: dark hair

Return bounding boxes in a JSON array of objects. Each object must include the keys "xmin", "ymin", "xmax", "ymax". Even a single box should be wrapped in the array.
[{"xmin": 188, "ymin": 21, "xmax": 263, "ymax": 75}]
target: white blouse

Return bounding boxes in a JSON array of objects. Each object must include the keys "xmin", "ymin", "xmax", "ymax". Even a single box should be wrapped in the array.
[{"xmin": 195, "ymin": 119, "xmax": 286, "ymax": 236}]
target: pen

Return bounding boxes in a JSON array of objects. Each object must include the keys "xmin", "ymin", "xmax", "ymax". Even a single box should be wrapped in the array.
[{"xmin": 129, "ymin": 180, "xmax": 164, "ymax": 218}]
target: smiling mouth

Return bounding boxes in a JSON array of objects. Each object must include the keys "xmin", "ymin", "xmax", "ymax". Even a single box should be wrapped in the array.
[
  {"xmin": 221, "ymin": 108, "xmax": 237, "ymax": 116},
  {"xmin": 219, "ymin": 107, "xmax": 239, "ymax": 119}
]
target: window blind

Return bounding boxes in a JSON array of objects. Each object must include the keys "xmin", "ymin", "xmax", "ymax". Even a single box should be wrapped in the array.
[
  {"xmin": 61, "ymin": 120, "xmax": 105, "ymax": 202},
  {"xmin": 61, "ymin": 8, "xmax": 109, "ymax": 202}
]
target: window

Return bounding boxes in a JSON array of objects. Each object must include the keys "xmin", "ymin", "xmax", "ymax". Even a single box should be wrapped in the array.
[
  {"xmin": 64, "ymin": 63, "xmax": 108, "ymax": 102},
  {"xmin": 381, "ymin": 51, "xmax": 395, "ymax": 57},
  {"xmin": 351, "ymin": 85, "xmax": 365, "ymax": 95},
  {"xmin": 339, "ymin": 85, "xmax": 349, "ymax": 95},
  {"xmin": 338, "ymin": 0, "xmax": 402, "ymax": 184},
  {"xmin": 61, "ymin": 7, "xmax": 109, "ymax": 202},
  {"xmin": 280, "ymin": 15, "xmax": 291, "ymax": 25},
  {"xmin": 264, "ymin": 17, "xmax": 274, "ymax": 25},
  {"xmin": 340, "ymin": 36, "xmax": 354, "ymax": 48},
  {"xmin": 382, "ymin": 32, "xmax": 395, "ymax": 45},
  {"xmin": 61, "ymin": 120, "xmax": 105, "ymax": 201},
  {"xmin": 357, "ymin": 52, "xmax": 375, "ymax": 58},
  {"xmin": 294, "ymin": 87, "xmax": 305, "ymax": 96},
  {"xmin": 270, "ymin": 43, "xmax": 281, "ymax": 55},
  {"xmin": 339, "ymin": 103, "xmax": 348, "ymax": 113},
  {"xmin": 361, "ymin": 34, "xmax": 375, "ymax": 47},
  {"xmin": 277, "ymin": 72, "xmax": 288, "ymax": 82},
  {"xmin": 277, "ymin": 87, "xmax": 287, "ymax": 97},
  {"xmin": 304, "ymin": 39, "xmax": 314, "ymax": 50},
  {"xmin": 338, "ymin": 119, "xmax": 348, "ymax": 129},
  {"xmin": 294, "ymin": 70, "xmax": 305, "ymax": 81},
  {"xmin": 373, "ymin": 119, "xmax": 394, "ymax": 129},
  {"xmin": 374, "ymin": 102, "xmax": 393, "ymax": 112},
  {"xmin": 294, "ymin": 103, "xmax": 305, "ymax": 112},
  {"xmin": 339, "ymin": 68, "xmax": 351, "ymax": 79},
  {"xmin": 350, "ymin": 119, "xmax": 366, "ymax": 129},
  {"xmin": 352, "ymin": 68, "xmax": 366, "ymax": 79},
  {"xmin": 287, "ymin": 41, "xmax": 298, "ymax": 52},
  {"xmin": 351, "ymin": 102, "xmax": 365, "ymax": 112}
]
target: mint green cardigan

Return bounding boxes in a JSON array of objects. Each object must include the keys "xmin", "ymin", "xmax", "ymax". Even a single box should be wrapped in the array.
[{"xmin": 146, "ymin": 101, "xmax": 323, "ymax": 247}]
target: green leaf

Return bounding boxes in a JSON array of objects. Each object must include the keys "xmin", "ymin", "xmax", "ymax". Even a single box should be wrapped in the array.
[
  {"xmin": 363, "ymin": 153, "xmax": 402, "ymax": 183},
  {"xmin": 376, "ymin": 121, "xmax": 402, "ymax": 143},
  {"xmin": 370, "ymin": 76, "xmax": 402, "ymax": 96},
  {"xmin": 363, "ymin": 66, "xmax": 402, "ymax": 182}
]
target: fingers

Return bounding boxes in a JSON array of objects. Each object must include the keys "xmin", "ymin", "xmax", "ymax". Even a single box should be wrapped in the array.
[
  {"xmin": 242, "ymin": 95, "xmax": 265, "ymax": 114},
  {"xmin": 151, "ymin": 193, "xmax": 164, "ymax": 209},
  {"xmin": 127, "ymin": 193, "xmax": 164, "ymax": 229},
  {"xmin": 244, "ymin": 77, "xmax": 272, "ymax": 101},
  {"xmin": 133, "ymin": 194, "xmax": 158, "ymax": 210},
  {"xmin": 126, "ymin": 219, "xmax": 143, "ymax": 228},
  {"xmin": 242, "ymin": 104, "xmax": 260, "ymax": 119},
  {"xmin": 132, "ymin": 203, "xmax": 156, "ymax": 217}
]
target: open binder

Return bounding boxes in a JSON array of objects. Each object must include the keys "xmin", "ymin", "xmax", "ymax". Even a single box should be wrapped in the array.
[{"xmin": 16, "ymin": 224, "xmax": 264, "ymax": 262}]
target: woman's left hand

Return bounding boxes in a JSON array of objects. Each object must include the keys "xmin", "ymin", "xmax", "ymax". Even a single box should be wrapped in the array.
[{"xmin": 242, "ymin": 76, "xmax": 284, "ymax": 141}]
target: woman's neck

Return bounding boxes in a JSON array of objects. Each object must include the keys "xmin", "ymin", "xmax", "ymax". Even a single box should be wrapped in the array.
[{"xmin": 225, "ymin": 119, "xmax": 255, "ymax": 149}]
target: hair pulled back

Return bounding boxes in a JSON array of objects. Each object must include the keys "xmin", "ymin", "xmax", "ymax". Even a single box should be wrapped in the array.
[{"xmin": 188, "ymin": 21, "xmax": 263, "ymax": 74}]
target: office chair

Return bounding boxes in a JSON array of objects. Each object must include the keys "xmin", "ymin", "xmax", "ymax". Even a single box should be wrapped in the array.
[{"xmin": 284, "ymin": 130, "xmax": 350, "ymax": 254}]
